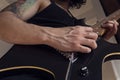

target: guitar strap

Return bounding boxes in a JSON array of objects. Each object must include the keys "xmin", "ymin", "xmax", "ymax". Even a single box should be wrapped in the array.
[{"xmin": 0, "ymin": 0, "xmax": 17, "ymax": 12}]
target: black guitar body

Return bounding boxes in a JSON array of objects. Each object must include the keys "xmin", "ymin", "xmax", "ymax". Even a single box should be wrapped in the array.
[{"xmin": 0, "ymin": 38, "xmax": 120, "ymax": 80}]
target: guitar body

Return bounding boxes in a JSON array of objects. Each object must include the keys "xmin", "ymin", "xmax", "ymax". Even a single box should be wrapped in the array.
[
  {"xmin": 0, "ymin": 38, "xmax": 120, "ymax": 80},
  {"xmin": 0, "ymin": 66, "xmax": 55, "ymax": 80}
]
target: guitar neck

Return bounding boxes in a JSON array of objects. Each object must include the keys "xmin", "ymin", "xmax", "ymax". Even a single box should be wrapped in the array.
[{"xmin": 92, "ymin": 9, "xmax": 120, "ymax": 36}]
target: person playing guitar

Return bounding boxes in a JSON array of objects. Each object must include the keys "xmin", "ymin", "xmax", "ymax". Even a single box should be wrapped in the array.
[{"xmin": 0, "ymin": 0, "xmax": 119, "ymax": 80}]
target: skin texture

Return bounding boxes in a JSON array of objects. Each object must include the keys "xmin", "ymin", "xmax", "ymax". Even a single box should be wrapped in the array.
[
  {"xmin": 0, "ymin": 0, "xmax": 119, "ymax": 53},
  {"xmin": 3, "ymin": 0, "xmax": 40, "ymax": 20}
]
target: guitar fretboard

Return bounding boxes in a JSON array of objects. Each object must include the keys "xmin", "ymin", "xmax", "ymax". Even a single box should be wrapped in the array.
[{"xmin": 92, "ymin": 9, "xmax": 120, "ymax": 36}]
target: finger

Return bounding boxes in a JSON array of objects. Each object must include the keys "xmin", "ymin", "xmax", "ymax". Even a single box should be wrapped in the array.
[
  {"xmin": 103, "ymin": 26, "xmax": 117, "ymax": 40},
  {"xmin": 113, "ymin": 20, "xmax": 119, "ymax": 26},
  {"xmin": 69, "ymin": 26, "xmax": 93, "ymax": 35},
  {"xmin": 106, "ymin": 20, "xmax": 118, "ymax": 34},
  {"xmin": 84, "ymin": 32, "xmax": 98, "ymax": 40},
  {"xmin": 81, "ymin": 38, "xmax": 97, "ymax": 49},
  {"xmin": 104, "ymin": 20, "xmax": 116, "ymax": 24},
  {"xmin": 102, "ymin": 23, "xmax": 114, "ymax": 28},
  {"xmin": 84, "ymin": 27, "xmax": 93, "ymax": 32},
  {"xmin": 78, "ymin": 45, "xmax": 92, "ymax": 53},
  {"xmin": 102, "ymin": 20, "xmax": 119, "ymax": 40},
  {"xmin": 102, "ymin": 20, "xmax": 119, "ymax": 28},
  {"xmin": 102, "ymin": 20, "xmax": 114, "ymax": 28}
]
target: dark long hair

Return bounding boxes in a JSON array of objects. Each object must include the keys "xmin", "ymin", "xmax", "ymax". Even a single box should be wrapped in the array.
[{"xmin": 69, "ymin": 0, "xmax": 86, "ymax": 8}]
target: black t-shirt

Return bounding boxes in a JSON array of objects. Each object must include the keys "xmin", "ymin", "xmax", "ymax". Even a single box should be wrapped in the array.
[{"xmin": 27, "ymin": 0, "xmax": 86, "ymax": 27}]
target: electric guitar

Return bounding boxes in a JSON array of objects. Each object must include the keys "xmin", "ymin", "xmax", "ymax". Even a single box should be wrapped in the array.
[
  {"xmin": 0, "ymin": 66, "xmax": 55, "ymax": 80},
  {"xmin": 0, "ymin": 9, "xmax": 119, "ymax": 80}
]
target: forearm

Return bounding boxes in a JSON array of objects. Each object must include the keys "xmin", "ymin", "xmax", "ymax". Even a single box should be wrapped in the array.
[
  {"xmin": 0, "ymin": 11, "xmax": 50, "ymax": 44},
  {"xmin": 0, "ymin": 11, "xmax": 98, "ymax": 53}
]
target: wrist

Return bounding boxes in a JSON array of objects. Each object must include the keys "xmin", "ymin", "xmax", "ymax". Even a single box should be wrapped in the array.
[{"xmin": 35, "ymin": 26, "xmax": 56, "ymax": 45}]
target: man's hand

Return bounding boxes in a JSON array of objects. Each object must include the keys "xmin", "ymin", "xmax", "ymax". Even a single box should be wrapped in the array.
[
  {"xmin": 102, "ymin": 20, "xmax": 119, "ymax": 40},
  {"xmin": 45, "ymin": 26, "xmax": 98, "ymax": 53}
]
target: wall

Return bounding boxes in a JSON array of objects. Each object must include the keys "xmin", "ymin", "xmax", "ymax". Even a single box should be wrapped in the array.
[{"xmin": 0, "ymin": 40, "xmax": 13, "ymax": 58}]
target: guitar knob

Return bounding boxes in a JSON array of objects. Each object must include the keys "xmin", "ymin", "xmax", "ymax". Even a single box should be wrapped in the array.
[{"xmin": 80, "ymin": 66, "xmax": 89, "ymax": 77}]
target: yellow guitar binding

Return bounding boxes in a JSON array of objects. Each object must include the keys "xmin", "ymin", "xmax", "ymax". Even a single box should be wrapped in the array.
[{"xmin": 0, "ymin": 66, "xmax": 55, "ymax": 80}]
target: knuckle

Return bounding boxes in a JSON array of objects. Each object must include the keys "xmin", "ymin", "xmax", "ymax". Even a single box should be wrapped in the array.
[{"xmin": 73, "ymin": 36, "xmax": 81, "ymax": 41}]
